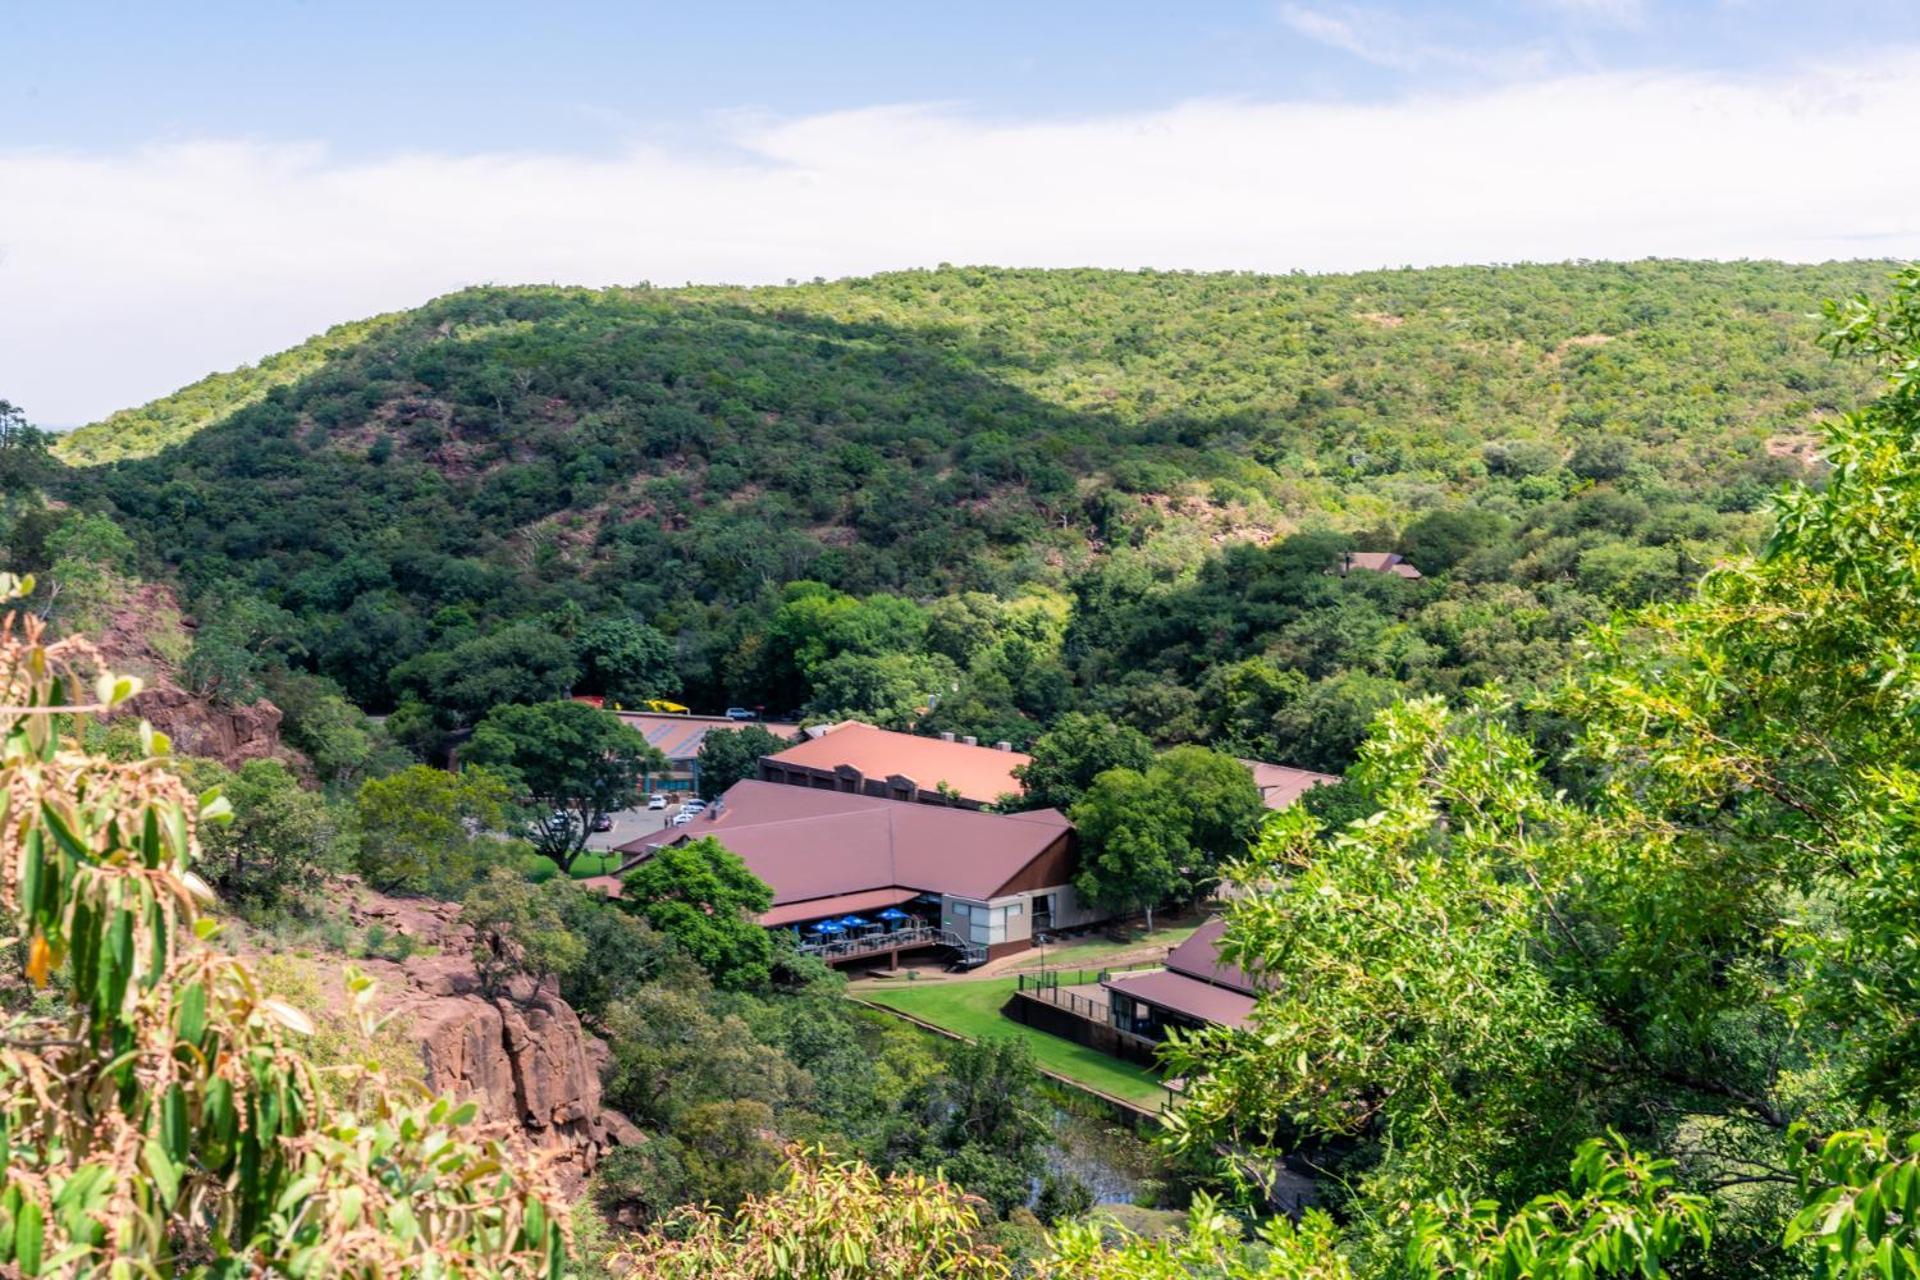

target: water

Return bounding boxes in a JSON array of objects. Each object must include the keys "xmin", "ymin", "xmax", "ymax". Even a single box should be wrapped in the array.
[{"xmin": 1040, "ymin": 1100, "xmax": 1171, "ymax": 1206}]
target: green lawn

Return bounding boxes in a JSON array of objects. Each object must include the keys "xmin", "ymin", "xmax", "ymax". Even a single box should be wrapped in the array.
[
  {"xmin": 858, "ymin": 977, "xmax": 1171, "ymax": 1109},
  {"xmin": 1005, "ymin": 918, "xmax": 1206, "ymax": 973}
]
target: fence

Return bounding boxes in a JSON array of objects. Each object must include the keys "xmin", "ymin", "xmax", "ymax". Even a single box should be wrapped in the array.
[
  {"xmin": 1004, "ymin": 989, "xmax": 1164, "ymax": 1069},
  {"xmin": 797, "ymin": 924, "xmax": 985, "ymax": 967},
  {"xmin": 1015, "ymin": 959, "xmax": 1163, "ymax": 994}
]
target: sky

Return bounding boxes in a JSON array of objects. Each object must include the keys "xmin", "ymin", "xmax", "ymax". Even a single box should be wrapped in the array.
[{"xmin": 5, "ymin": 1, "xmax": 1920, "ymax": 426}]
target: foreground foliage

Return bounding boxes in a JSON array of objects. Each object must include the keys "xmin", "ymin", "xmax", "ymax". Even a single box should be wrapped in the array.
[
  {"xmin": 1160, "ymin": 266, "xmax": 1920, "ymax": 1278},
  {"xmin": 0, "ymin": 584, "xmax": 567, "ymax": 1276}
]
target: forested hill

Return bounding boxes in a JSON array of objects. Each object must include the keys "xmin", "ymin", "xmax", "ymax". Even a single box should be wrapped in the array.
[{"xmin": 52, "ymin": 260, "xmax": 1892, "ymax": 764}]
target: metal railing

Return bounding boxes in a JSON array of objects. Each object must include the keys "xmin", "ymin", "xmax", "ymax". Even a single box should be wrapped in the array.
[
  {"xmin": 796, "ymin": 924, "xmax": 985, "ymax": 967},
  {"xmin": 1016, "ymin": 960, "xmax": 1164, "ymax": 993}
]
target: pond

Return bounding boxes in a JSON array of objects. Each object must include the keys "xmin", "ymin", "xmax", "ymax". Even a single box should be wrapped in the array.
[{"xmin": 1039, "ymin": 1094, "xmax": 1174, "ymax": 1207}]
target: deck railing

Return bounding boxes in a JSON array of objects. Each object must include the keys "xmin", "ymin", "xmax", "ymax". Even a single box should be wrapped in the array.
[{"xmin": 796, "ymin": 925, "xmax": 985, "ymax": 967}]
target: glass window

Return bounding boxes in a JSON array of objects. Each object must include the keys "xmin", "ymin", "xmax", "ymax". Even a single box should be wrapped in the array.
[
  {"xmin": 1006, "ymin": 902, "xmax": 1021, "ymax": 916},
  {"xmin": 951, "ymin": 902, "xmax": 970, "ymax": 917}
]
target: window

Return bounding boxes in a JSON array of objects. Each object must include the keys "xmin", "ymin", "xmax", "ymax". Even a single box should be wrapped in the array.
[
  {"xmin": 1006, "ymin": 902, "xmax": 1021, "ymax": 916},
  {"xmin": 951, "ymin": 902, "xmax": 970, "ymax": 918}
]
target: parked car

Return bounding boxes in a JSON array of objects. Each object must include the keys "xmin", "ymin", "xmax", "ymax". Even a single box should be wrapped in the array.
[
  {"xmin": 669, "ymin": 811, "xmax": 695, "ymax": 827},
  {"xmin": 647, "ymin": 794, "xmax": 667, "ymax": 811},
  {"xmin": 590, "ymin": 813, "xmax": 614, "ymax": 832},
  {"xmin": 724, "ymin": 707, "xmax": 756, "ymax": 721},
  {"xmin": 682, "ymin": 799, "xmax": 707, "ymax": 814}
]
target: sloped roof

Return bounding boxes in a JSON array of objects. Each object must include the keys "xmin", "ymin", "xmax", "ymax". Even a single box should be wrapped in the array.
[
  {"xmin": 1164, "ymin": 917, "xmax": 1260, "ymax": 995},
  {"xmin": 765, "ymin": 722, "xmax": 1030, "ymax": 804},
  {"xmin": 1103, "ymin": 969, "xmax": 1257, "ymax": 1029},
  {"xmin": 613, "ymin": 713, "xmax": 800, "ymax": 764},
  {"xmin": 760, "ymin": 888, "xmax": 921, "ymax": 928},
  {"xmin": 615, "ymin": 779, "xmax": 1070, "ymax": 906},
  {"xmin": 1334, "ymin": 551, "xmax": 1423, "ymax": 580},
  {"xmin": 1102, "ymin": 916, "xmax": 1265, "ymax": 1030},
  {"xmin": 1241, "ymin": 761, "xmax": 1341, "ymax": 810}
]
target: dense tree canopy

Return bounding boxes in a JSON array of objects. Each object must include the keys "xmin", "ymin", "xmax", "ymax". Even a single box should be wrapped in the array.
[
  {"xmin": 464, "ymin": 699, "xmax": 664, "ymax": 872},
  {"xmin": 620, "ymin": 837, "xmax": 777, "ymax": 990}
]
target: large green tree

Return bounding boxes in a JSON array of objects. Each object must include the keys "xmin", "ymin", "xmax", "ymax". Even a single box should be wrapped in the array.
[
  {"xmin": 352, "ymin": 763, "xmax": 511, "ymax": 895},
  {"xmin": 1012, "ymin": 711, "xmax": 1155, "ymax": 812},
  {"xmin": 577, "ymin": 616, "xmax": 678, "ymax": 706},
  {"xmin": 620, "ymin": 836, "xmax": 776, "ymax": 990},
  {"xmin": 1068, "ymin": 767, "xmax": 1188, "ymax": 932},
  {"xmin": 183, "ymin": 757, "xmax": 342, "ymax": 915},
  {"xmin": 465, "ymin": 699, "xmax": 665, "ymax": 874},
  {"xmin": 695, "ymin": 723, "xmax": 794, "ymax": 800}
]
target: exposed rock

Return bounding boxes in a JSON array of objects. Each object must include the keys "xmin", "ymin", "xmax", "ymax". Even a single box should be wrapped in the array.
[
  {"xmin": 91, "ymin": 578, "xmax": 300, "ymax": 771},
  {"xmin": 346, "ymin": 884, "xmax": 636, "ymax": 1191}
]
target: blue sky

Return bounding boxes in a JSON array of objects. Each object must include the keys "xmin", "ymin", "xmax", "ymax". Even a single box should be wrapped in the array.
[
  {"xmin": 6, "ymin": 1, "xmax": 1920, "ymax": 424},
  {"xmin": 10, "ymin": 2, "xmax": 1916, "ymax": 155}
]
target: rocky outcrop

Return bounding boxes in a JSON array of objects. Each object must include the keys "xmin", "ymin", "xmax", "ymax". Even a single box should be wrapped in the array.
[
  {"xmin": 347, "ymin": 890, "xmax": 636, "ymax": 1190},
  {"xmin": 127, "ymin": 680, "xmax": 287, "ymax": 768},
  {"xmin": 91, "ymin": 579, "xmax": 297, "ymax": 771}
]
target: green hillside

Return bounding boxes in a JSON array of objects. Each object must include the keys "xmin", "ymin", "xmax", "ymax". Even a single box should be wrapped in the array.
[
  {"xmin": 55, "ymin": 260, "xmax": 1893, "ymax": 765},
  {"xmin": 54, "ymin": 310, "xmax": 408, "ymax": 466}
]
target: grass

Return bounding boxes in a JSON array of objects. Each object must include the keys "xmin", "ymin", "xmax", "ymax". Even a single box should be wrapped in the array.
[
  {"xmin": 858, "ymin": 977, "xmax": 1171, "ymax": 1109},
  {"xmin": 1007, "ymin": 918, "xmax": 1207, "ymax": 972}
]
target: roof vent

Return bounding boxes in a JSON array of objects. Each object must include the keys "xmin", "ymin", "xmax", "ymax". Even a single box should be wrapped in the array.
[
  {"xmin": 962, "ymin": 736, "xmax": 978, "ymax": 747},
  {"xmin": 995, "ymin": 741, "xmax": 1012, "ymax": 752},
  {"xmin": 940, "ymin": 732, "xmax": 955, "ymax": 742}
]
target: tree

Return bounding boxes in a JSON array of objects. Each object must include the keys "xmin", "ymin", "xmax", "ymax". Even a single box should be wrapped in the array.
[
  {"xmin": 388, "ymin": 622, "xmax": 581, "ymax": 730},
  {"xmin": 460, "ymin": 867, "xmax": 587, "ymax": 996},
  {"xmin": 608, "ymin": 1147, "xmax": 1007, "ymax": 1279},
  {"xmin": 1068, "ymin": 767, "xmax": 1188, "ymax": 931},
  {"xmin": 675, "ymin": 1099, "xmax": 784, "ymax": 1214},
  {"xmin": 353, "ymin": 763, "xmax": 510, "ymax": 895},
  {"xmin": 620, "ymin": 836, "xmax": 776, "ymax": 989},
  {"xmin": 577, "ymin": 616, "xmax": 678, "ymax": 706},
  {"xmin": 695, "ymin": 723, "xmax": 793, "ymax": 800},
  {"xmin": 802, "ymin": 651, "xmax": 959, "ymax": 730},
  {"xmin": 1146, "ymin": 745, "xmax": 1266, "ymax": 895},
  {"xmin": 184, "ymin": 757, "xmax": 342, "ymax": 915},
  {"xmin": 1012, "ymin": 712, "xmax": 1155, "ymax": 812},
  {"xmin": 0, "ymin": 579, "xmax": 565, "ymax": 1276},
  {"xmin": 464, "ymin": 700, "xmax": 664, "ymax": 874}
]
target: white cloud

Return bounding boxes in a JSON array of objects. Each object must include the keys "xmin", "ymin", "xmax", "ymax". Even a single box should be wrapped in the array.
[{"xmin": 4, "ymin": 51, "xmax": 1919, "ymax": 425}]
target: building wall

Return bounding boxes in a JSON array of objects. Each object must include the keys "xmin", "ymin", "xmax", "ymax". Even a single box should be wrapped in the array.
[{"xmin": 757, "ymin": 760, "xmax": 987, "ymax": 809}]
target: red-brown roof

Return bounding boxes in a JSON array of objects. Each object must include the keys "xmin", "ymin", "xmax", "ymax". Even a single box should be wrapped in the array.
[
  {"xmin": 1103, "ymin": 969, "xmax": 1258, "ymax": 1029},
  {"xmin": 1102, "ymin": 916, "xmax": 1264, "ymax": 1029},
  {"xmin": 1241, "ymin": 761, "xmax": 1341, "ymax": 810},
  {"xmin": 615, "ymin": 780, "xmax": 1070, "ymax": 908},
  {"xmin": 614, "ymin": 713, "xmax": 801, "ymax": 764},
  {"xmin": 766, "ymin": 722, "xmax": 1029, "ymax": 805},
  {"xmin": 1333, "ymin": 551, "xmax": 1423, "ymax": 580},
  {"xmin": 1164, "ymin": 917, "xmax": 1260, "ymax": 995},
  {"xmin": 759, "ymin": 888, "xmax": 921, "ymax": 928}
]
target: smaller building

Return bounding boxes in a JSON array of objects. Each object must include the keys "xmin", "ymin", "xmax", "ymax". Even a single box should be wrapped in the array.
[
  {"xmin": 1103, "ymin": 918, "xmax": 1261, "ymax": 1039},
  {"xmin": 610, "ymin": 712, "xmax": 801, "ymax": 792},
  {"xmin": 1241, "ymin": 761, "xmax": 1340, "ymax": 810},
  {"xmin": 758, "ymin": 720, "xmax": 1028, "ymax": 809},
  {"xmin": 1329, "ymin": 550, "xmax": 1422, "ymax": 580}
]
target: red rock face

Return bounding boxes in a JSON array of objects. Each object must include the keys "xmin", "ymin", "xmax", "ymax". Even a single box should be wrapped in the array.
[{"xmin": 349, "ymin": 889, "xmax": 639, "ymax": 1192}]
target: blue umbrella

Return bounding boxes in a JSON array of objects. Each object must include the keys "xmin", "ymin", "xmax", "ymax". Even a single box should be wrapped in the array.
[
  {"xmin": 838, "ymin": 915, "xmax": 873, "ymax": 929},
  {"xmin": 810, "ymin": 920, "xmax": 846, "ymax": 935},
  {"xmin": 877, "ymin": 908, "xmax": 910, "ymax": 921}
]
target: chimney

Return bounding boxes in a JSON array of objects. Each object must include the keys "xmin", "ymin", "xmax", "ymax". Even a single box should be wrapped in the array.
[
  {"xmin": 995, "ymin": 741, "xmax": 1012, "ymax": 752},
  {"xmin": 962, "ymin": 736, "xmax": 978, "ymax": 747},
  {"xmin": 940, "ymin": 732, "xmax": 955, "ymax": 742}
]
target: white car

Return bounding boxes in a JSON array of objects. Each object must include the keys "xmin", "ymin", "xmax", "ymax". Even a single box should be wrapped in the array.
[
  {"xmin": 669, "ymin": 810, "xmax": 695, "ymax": 826},
  {"xmin": 647, "ymin": 795, "xmax": 667, "ymax": 811},
  {"xmin": 682, "ymin": 798, "xmax": 707, "ymax": 813}
]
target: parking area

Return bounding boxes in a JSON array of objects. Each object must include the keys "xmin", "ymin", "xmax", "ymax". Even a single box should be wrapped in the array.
[{"xmin": 585, "ymin": 802, "xmax": 675, "ymax": 851}]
